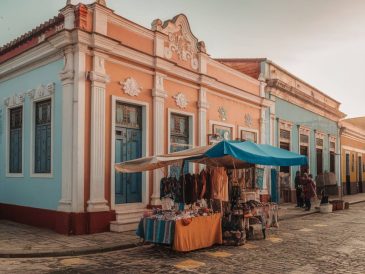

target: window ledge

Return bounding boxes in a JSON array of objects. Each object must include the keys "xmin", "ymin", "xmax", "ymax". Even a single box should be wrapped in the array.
[{"xmin": 5, "ymin": 173, "xmax": 24, "ymax": 178}]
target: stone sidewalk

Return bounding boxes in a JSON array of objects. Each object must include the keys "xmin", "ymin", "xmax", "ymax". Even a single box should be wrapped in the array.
[
  {"xmin": 0, "ymin": 220, "xmax": 142, "ymax": 258},
  {"xmin": 0, "ymin": 193, "xmax": 363, "ymax": 258}
]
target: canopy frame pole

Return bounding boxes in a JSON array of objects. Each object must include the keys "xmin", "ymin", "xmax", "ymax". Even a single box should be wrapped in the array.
[{"xmin": 180, "ymin": 160, "xmax": 186, "ymax": 207}]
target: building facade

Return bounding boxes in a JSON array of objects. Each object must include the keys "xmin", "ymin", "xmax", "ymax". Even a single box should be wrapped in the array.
[
  {"xmin": 218, "ymin": 59, "xmax": 346, "ymax": 202},
  {"xmin": 0, "ymin": 1, "xmax": 273, "ymax": 234},
  {"xmin": 340, "ymin": 117, "xmax": 365, "ymax": 195}
]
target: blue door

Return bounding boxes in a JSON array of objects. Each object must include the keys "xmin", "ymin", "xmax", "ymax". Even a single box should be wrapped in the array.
[
  {"xmin": 115, "ymin": 103, "xmax": 142, "ymax": 204},
  {"xmin": 271, "ymin": 168, "xmax": 279, "ymax": 203}
]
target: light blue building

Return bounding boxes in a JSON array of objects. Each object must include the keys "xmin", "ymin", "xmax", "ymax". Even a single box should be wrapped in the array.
[{"xmin": 219, "ymin": 58, "xmax": 346, "ymax": 203}]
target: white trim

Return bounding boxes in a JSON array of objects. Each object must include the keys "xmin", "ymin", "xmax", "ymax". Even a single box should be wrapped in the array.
[
  {"xmin": 342, "ymin": 146, "xmax": 365, "ymax": 155},
  {"xmin": 238, "ymin": 126, "xmax": 259, "ymax": 143},
  {"xmin": 209, "ymin": 120, "xmax": 236, "ymax": 140},
  {"xmin": 167, "ymin": 108, "xmax": 196, "ymax": 174},
  {"xmin": 5, "ymin": 103, "xmax": 25, "ymax": 178},
  {"xmin": 29, "ymin": 92, "xmax": 54, "ymax": 178},
  {"xmin": 111, "ymin": 95, "xmax": 150, "ymax": 210}
]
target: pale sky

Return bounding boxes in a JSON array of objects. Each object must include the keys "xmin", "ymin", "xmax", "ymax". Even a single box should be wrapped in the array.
[{"xmin": 1, "ymin": 0, "xmax": 364, "ymax": 118}]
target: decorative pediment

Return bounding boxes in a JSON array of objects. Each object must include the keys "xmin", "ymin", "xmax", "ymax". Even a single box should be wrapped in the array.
[
  {"xmin": 27, "ymin": 83, "xmax": 55, "ymax": 100},
  {"xmin": 3, "ymin": 94, "xmax": 25, "ymax": 107},
  {"xmin": 151, "ymin": 14, "xmax": 206, "ymax": 70}
]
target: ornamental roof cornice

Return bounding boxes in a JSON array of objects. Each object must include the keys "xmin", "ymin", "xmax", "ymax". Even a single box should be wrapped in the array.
[
  {"xmin": 267, "ymin": 78, "xmax": 346, "ymax": 120},
  {"xmin": 0, "ymin": 14, "xmax": 64, "ymax": 55}
]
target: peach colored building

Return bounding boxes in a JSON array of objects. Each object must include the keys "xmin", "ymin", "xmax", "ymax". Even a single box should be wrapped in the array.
[
  {"xmin": 340, "ymin": 117, "xmax": 365, "ymax": 195},
  {"xmin": 0, "ymin": 1, "xmax": 273, "ymax": 234}
]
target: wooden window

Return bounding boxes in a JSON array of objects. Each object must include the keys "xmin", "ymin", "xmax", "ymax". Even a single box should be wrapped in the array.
[
  {"xmin": 9, "ymin": 107, "xmax": 22, "ymax": 173},
  {"xmin": 280, "ymin": 142, "xmax": 290, "ymax": 173},
  {"xmin": 316, "ymin": 148, "xmax": 323, "ymax": 174},
  {"xmin": 170, "ymin": 114, "xmax": 190, "ymax": 177},
  {"xmin": 34, "ymin": 100, "xmax": 51, "ymax": 173},
  {"xmin": 280, "ymin": 129, "xmax": 290, "ymax": 140},
  {"xmin": 330, "ymin": 151, "xmax": 335, "ymax": 173},
  {"xmin": 352, "ymin": 154, "xmax": 355, "ymax": 172}
]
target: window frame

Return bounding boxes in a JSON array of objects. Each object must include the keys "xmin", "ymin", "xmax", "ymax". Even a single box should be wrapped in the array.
[
  {"xmin": 30, "ymin": 95, "xmax": 54, "ymax": 178},
  {"xmin": 168, "ymin": 109, "xmax": 195, "ymax": 175},
  {"xmin": 5, "ymin": 104, "xmax": 25, "ymax": 178}
]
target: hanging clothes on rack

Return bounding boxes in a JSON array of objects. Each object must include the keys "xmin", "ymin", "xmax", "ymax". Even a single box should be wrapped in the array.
[{"xmin": 211, "ymin": 167, "xmax": 229, "ymax": 202}]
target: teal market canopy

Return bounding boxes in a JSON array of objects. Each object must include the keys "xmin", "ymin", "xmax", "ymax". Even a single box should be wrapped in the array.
[
  {"xmin": 115, "ymin": 140, "xmax": 307, "ymax": 173},
  {"xmin": 201, "ymin": 140, "xmax": 307, "ymax": 167}
]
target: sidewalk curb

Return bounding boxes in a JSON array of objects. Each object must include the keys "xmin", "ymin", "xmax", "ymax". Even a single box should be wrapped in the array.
[{"xmin": 0, "ymin": 242, "xmax": 147, "ymax": 259}]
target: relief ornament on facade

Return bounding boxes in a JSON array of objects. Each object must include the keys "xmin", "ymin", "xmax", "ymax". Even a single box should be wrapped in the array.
[
  {"xmin": 218, "ymin": 107, "xmax": 227, "ymax": 121},
  {"xmin": 152, "ymin": 15, "xmax": 205, "ymax": 70},
  {"xmin": 121, "ymin": 77, "xmax": 142, "ymax": 97},
  {"xmin": 173, "ymin": 92, "xmax": 188, "ymax": 109},
  {"xmin": 245, "ymin": 113, "xmax": 253, "ymax": 128}
]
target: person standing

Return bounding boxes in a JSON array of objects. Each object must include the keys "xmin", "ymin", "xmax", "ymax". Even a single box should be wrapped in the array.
[
  {"xmin": 294, "ymin": 171, "xmax": 304, "ymax": 208},
  {"xmin": 303, "ymin": 173, "xmax": 316, "ymax": 211}
]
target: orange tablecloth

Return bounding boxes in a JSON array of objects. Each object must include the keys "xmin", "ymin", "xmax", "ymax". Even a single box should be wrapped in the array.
[{"xmin": 173, "ymin": 214, "xmax": 222, "ymax": 252}]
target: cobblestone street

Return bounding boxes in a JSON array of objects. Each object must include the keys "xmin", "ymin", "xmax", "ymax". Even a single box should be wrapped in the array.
[{"xmin": 0, "ymin": 204, "xmax": 364, "ymax": 274}]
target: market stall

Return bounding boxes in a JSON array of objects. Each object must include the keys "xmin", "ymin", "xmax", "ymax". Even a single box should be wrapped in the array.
[{"xmin": 115, "ymin": 140, "xmax": 307, "ymax": 251}]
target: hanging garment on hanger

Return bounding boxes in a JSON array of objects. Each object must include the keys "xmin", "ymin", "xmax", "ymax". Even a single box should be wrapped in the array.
[{"xmin": 199, "ymin": 169, "xmax": 207, "ymax": 199}]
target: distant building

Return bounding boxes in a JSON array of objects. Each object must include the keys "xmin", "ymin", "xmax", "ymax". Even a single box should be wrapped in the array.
[
  {"xmin": 218, "ymin": 59, "xmax": 346, "ymax": 202},
  {"xmin": 340, "ymin": 117, "xmax": 365, "ymax": 195}
]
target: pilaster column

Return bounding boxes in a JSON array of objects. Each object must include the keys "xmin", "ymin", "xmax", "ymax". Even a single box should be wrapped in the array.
[
  {"xmin": 198, "ymin": 87, "xmax": 209, "ymax": 146},
  {"xmin": 87, "ymin": 52, "xmax": 110, "ymax": 212},
  {"xmin": 150, "ymin": 73, "xmax": 167, "ymax": 205},
  {"xmin": 58, "ymin": 46, "xmax": 74, "ymax": 212}
]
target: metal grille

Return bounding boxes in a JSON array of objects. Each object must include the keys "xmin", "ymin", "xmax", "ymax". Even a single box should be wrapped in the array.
[
  {"xmin": 9, "ymin": 107, "xmax": 22, "ymax": 173},
  {"xmin": 280, "ymin": 129, "xmax": 290, "ymax": 140},
  {"xmin": 316, "ymin": 138, "xmax": 323, "ymax": 147},
  {"xmin": 35, "ymin": 100, "xmax": 51, "ymax": 173},
  {"xmin": 300, "ymin": 134, "xmax": 308, "ymax": 144},
  {"xmin": 116, "ymin": 102, "xmax": 142, "ymax": 129}
]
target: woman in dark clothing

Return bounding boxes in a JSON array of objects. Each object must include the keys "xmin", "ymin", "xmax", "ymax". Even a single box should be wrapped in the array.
[
  {"xmin": 294, "ymin": 171, "xmax": 304, "ymax": 208},
  {"xmin": 303, "ymin": 173, "xmax": 316, "ymax": 211}
]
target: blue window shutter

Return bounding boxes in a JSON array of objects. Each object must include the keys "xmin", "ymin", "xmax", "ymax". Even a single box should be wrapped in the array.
[
  {"xmin": 34, "ymin": 100, "xmax": 51, "ymax": 173},
  {"xmin": 9, "ymin": 107, "xmax": 22, "ymax": 173}
]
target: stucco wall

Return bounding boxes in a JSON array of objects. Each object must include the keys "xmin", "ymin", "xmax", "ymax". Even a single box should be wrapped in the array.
[
  {"xmin": 0, "ymin": 60, "xmax": 63, "ymax": 210},
  {"xmin": 274, "ymin": 97, "xmax": 340, "ymax": 186}
]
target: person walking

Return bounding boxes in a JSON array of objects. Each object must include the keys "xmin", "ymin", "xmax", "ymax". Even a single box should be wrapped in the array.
[
  {"xmin": 294, "ymin": 171, "xmax": 304, "ymax": 208},
  {"xmin": 303, "ymin": 173, "xmax": 316, "ymax": 211}
]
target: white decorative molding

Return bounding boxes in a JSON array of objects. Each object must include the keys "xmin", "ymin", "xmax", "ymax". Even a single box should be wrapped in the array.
[
  {"xmin": 299, "ymin": 126, "xmax": 311, "ymax": 136},
  {"xmin": 27, "ymin": 83, "xmax": 55, "ymax": 100},
  {"xmin": 173, "ymin": 92, "xmax": 188, "ymax": 109},
  {"xmin": 59, "ymin": 46, "xmax": 74, "ymax": 83},
  {"xmin": 88, "ymin": 71, "xmax": 110, "ymax": 83},
  {"xmin": 244, "ymin": 113, "xmax": 253, "ymax": 128},
  {"xmin": 152, "ymin": 14, "xmax": 201, "ymax": 70},
  {"xmin": 279, "ymin": 119, "xmax": 293, "ymax": 131},
  {"xmin": 120, "ymin": 77, "xmax": 142, "ymax": 97},
  {"xmin": 218, "ymin": 106, "xmax": 227, "ymax": 121},
  {"xmin": 329, "ymin": 135, "xmax": 337, "ymax": 143},
  {"xmin": 315, "ymin": 131, "xmax": 325, "ymax": 139},
  {"xmin": 3, "ymin": 94, "xmax": 25, "ymax": 108}
]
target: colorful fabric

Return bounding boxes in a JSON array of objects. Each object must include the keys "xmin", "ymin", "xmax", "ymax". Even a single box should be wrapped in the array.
[{"xmin": 136, "ymin": 218, "xmax": 175, "ymax": 245}]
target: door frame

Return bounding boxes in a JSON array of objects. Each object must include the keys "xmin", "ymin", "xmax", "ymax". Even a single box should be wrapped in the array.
[{"xmin": 111, "ymin": 95, "xmax": 150, "ymax": 210}]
